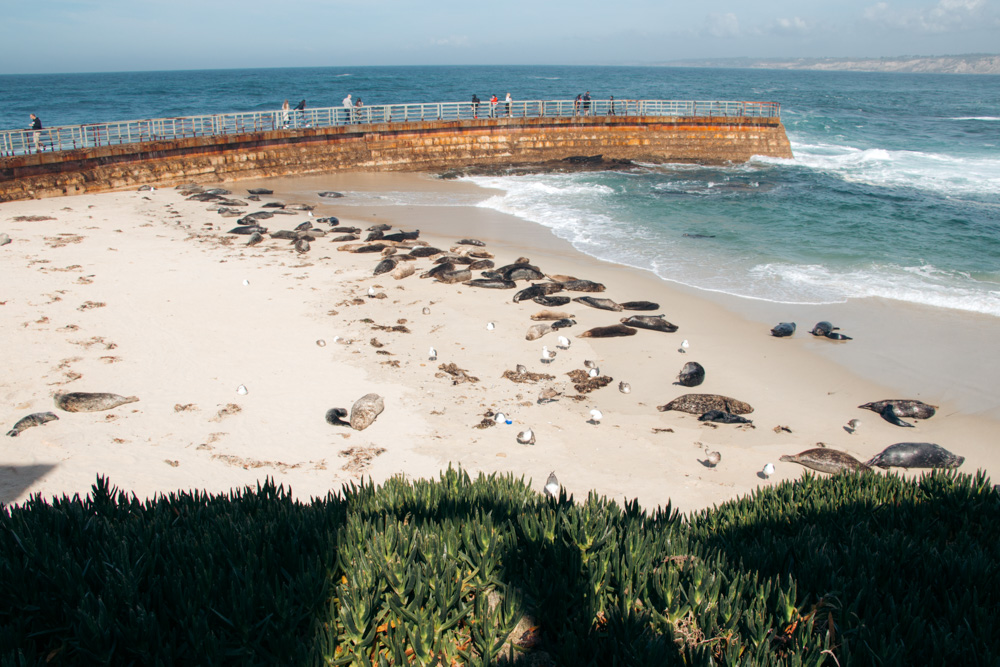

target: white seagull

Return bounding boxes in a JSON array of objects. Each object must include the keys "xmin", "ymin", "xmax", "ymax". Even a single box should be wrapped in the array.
[
  {"xmin": 236, "ymin": 384, "xmax": 248, "ymax": 395},
  {"xmin": 679, "ymin": 339, "xmax": 690, "ymax": 353},
  {"xmin": 588, "ymin": 408, "xmax": 603, "ymax": 425},
  {"xmin": 541, "ymin": 346, "xmax": 555, "ymax": 364},
  {"xmin": 762, "ymin": 462, "xmax": 775, "ymax": 478},
  {"xmin": 517, "ymin": 428, "xmax": 535, "ymax": 445},
  {"xmin": 584, "ymin": 360, "xmax": 598, "ymax": 369},
  {"xmin": 845, "ymin": 418, "xmax": 860, "ymax": 435},
  {"xmin": 494, "ymin": 411, "xmax": 507, "ymax": 424},
  {"xmin": 428, "ymin": 346, "xmax": 437, "ymax": 360},
  {"xmin": 557, "ymin": 335, "xmax": 570, "ymax": 349},
  {"xmin": 588, "ymin": 367, "xmax": 600, "ymax": 378},
  {"xmin": 486, "ymin": 322, "xmax": 496, "ymax": 330},
  {"xmin": 619, "ymin": 381, "xmax": 631, "ymax": 394},
  {"xmin": 544, "ymin": 471, "xmax": 560, "ymax": 498},
  {"xmin": 367, "ymin": 286, "xmax": 377, "ymax": 298}
]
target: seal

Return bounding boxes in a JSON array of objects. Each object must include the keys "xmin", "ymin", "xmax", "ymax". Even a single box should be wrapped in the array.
[
  {"xmin": 526, "ymin": 323, "xmax": 554, "ymax": 340},
  {"xmin": 246, "ymin": 232, "xmax": 264, "ymax": 247},
  {"xmin": 374, "ymin": 257, "xmax": 398, "ymax": 276},
  {"xmin": 824, "ymin": 332, "xmax": 853, "ymax": 340},
  {"xmin": 247, "ymin": 188, "xmax": 273, "ymax": 195},
  {"xmin": 533, "ymin": 295, "xmax": 571, "ymax": 307},
  {"xmin": 55, "ymin": 392, "xmax": 139, "ymax": 413},
  {"xmin": 498, "ymin": 263, "xmax": 546, "ymax": 281},
  {"xmin": 620, "ymin": 315, "xmax": 678, "ymax": 333},
  {"xmin": 325, "ymin": 407, "xmax": 350, "ymax": 426},
  {"xmin": 368, "ymin": 224, "xmax": 392, "ymax": 232},
  {"xmin": 318, "ymin": 191, "xmax": 344, "ymax": 198},
  {"xmin": 620, "ymin": 301, "xmax": 660, "ymax": 311},
  {"xmin": 657, "ymin": 394, "xmax": 753, "ymax": 415},
  {"xmin": 408, "ymin": 246, "xmax": 444, "ymax": 258},
  {"xmin": 551, "ymin": 318, "xmax": 577, "ymax": 329},
  {"xmin": 294, "ymin": 238, "xmax": 310, "ymax": 254},
  {"xmin": 878, "ymin": 404, "xmax": 916, "ymax": 428},
  {"xmin": 365, "ymin": 229, "xmax": 384, "ymax": 241},
  {"xmin": 421, "ymin": 262, "xmax": 454, "ymax": 279},
  {"xmin": 577, "ymin": 324, "xmax": 637, "ymax": 338},
  {"xmin": 514, "ymin": 283, "xmax": 564, "ymax": 303},
  {"xmin": 698, "ymin": 410, "xmax": 752, "ymax": 424},
  {"xmin": 770, "ymin": 322, "xmax": 796, "ymax": 337},
  {"xmin": 458, "ymin": 239, "xmax": 486, "ymax": 246},
  {"xmin": 865, "ymin": 442, "xmax": 964, "ymax": 469},
  {"xmin": 315, "ymin": 216, "xmax": 340, "ymax": 225},
  {"xmin": 469, "ymin": 259, "xmax": 495, "ymax": 270},
  {"xmin": 384, "ymin": 230, "xmax": 420, "ymax": 242},
  {"xmin": 531, "ymin": 310, "xmax": 575, "ymax": 321},
  {"xmin": 350, "ymin": 393, "xmax": 385, "ymax": 431},
  {"xmin": 779, "ymin": 448, "xmax": 871, "ymax": 474},
  {"xmin": 558, "ymin": 279, "xmax": 606, "ymax": 292},
  {"xmin": 269, "ymin": 230, "xmax": 297, "ymax": 239},
  {"xmin": 573, "ymin": 296, "xmax": 623, "ymax": 312},
  {"xmin": 331, "ymin": 234, "xmax": 360, "ymax": 242},
  {"xmin": 228, "ymin": 225, "xmax": 266, "ymax": 235},
  {"xmin": 6, "ymin": 411, "xmax": 59, "ymax": 437},
  {"xmin": 434, "ymin": 268, "xmax": 472, "ymax": 284},
  {"xmin": 464, "ymin": 278, "xmax": 516, "ymax": 289},
  {"xmin": 677, "ymin": 361, "xmax": 705, "ymax": 387},
  {"xmin": 810, "ymin": 321, "xmax": 837, "ymax": 336},
  {"xmin": 859, "ymin": 399, "xmax": 937, "ymax": 420}
]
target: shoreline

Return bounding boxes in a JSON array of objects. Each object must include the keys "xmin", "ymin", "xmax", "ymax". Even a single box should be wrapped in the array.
[{"xmin": 1, "ymin": 174, "xmax": 996, "ymax": 513}]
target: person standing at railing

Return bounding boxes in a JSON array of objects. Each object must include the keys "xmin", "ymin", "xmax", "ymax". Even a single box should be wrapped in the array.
[
  {"xmin": 582, "ymin": 92, "xmax": 591, "ymax": 116},
  {"xmin": 29, "ymin": 114, "xmax": 42, "ymax": 151},
  {"xmin": 471, "ymin": 94, "xmax": 480, "ymax": 119},
  {"xmin": 293, "ymin": 99, "xmax": 306, "ymax": 127},
  {"xmin": 342, "ymin": 94, "xmax": 353, "ymax": 124},
  {"xmin": 490, "ymin": 94, "xmax": 498, "ymax": 118},
  {"xmin": 608, "ymin": 96, "xmax": 616, "ymax": 116},
  {"xmin": 355, "ymin": 97, "xmax": 365, "ymax": 124},
  {"xmin": 505, "ymin": 92, "xmax": 512, "ymax": 117},
  {"xmin": 574, "ymin": 94, "xmax": 582, "ymax": 116},
  {"xmin": 281, "ymin": 100, "xmax": 290, "ymax": 128}
]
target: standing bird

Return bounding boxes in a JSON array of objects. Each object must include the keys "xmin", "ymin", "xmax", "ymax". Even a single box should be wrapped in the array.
[
  {"xmin": 584, "ymin": 360, "xmax": 598, "ymax": 369},
  {"xmin": 541, "ymin": 346, "xmax": 555, "ymax": 364},
  {"xmin": 494, "ymin": 411, "xmax": 507, "ymax": 424},
  {"xmin": 678, "ymin": 339, "xmax": 690, "ymax": 353},
  {"xmin": 844, "ymin": 418, "xmax": 860, "ymax": 435},
  {"xmin": 428, "ymin": 346, "xmax": 437, "ymax": 361},
  {"xmin": 588, "ymin": 408, "xmax": 603, "ymax": 425},
  {"xmin": 486, "ymin": 322, "xmax": 496, "ymax": 330},
  {"xmin": 762, "ymin": 463, "xmax": 775, "ymax": 479},
  {"xmin": 517, "ymin": 428, "xmax": 535, "ymax": 445},
  {"xmin": 538, "ymin": 386, "xmax": 561, "ymax": 404},
  {"xmin": 588, "ymin": 367, "xmax": 600, "ymax": 378},
  {"xmin": 367, "ymin": 286, "xmax": 377, "ymax": 298},
  {"xmin": 619, "ymin": 381, "xmax": 631, "ymax": 394},
  {"xmin": 544, "ymin": 471, "xmax": 560, "ymax": 498},
  {"xmin": 557, "ymin": 335, "xmax": 571, "ymax": 349},
  {"xmin": 704, "ymin": 445, "xmax": 721, "ymax": 468}
]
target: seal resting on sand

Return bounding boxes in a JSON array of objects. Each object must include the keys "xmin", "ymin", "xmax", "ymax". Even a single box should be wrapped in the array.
[
  {"xmin": 698, "ymin": 410, "xmax": 752, "ymax": 424},
  {"xmin": 657, "ymin": 394, "xmax": 753, "ymax": 415},
  {"xmin": 531, "ymin": 310, "xmax": 575, "ymax": 321},
  {"xmin": 573, "ymin": 296, "xmax": 623, "ymax": 312},
  {"xmin": 558, "ymin": 279, "xmax": 606, "ymax": 292},
  {"xmin": 6, "ymin": 412, "xmax": 59, "ymax": 437},
  {"xmin": 859, "ymin": 399, "xmax": 937, "ymax": 420},
  {"xmin": 577, "ymin": 324, "xmax": 637, "ymax": 338},
  {"xmin": 514, "ymin": 283, "xmax": 564, "ymax": 303},
  {"xmin": 865, "ymin": 442, "xmax": 964, "ymax": 469},
  {"xmin": 779, "ymin": 448, "xmax": 871, "ymax": 474},
  {"xmin": 55, "ymin": 392, "xmax": 139, "ymax": 412},
  {"xmin": 620, "ymin": 301, "xmax": 660, "ymax": 311},
  {"xmin": 770, "ymin": 322, "xmax": 796, "ymax": 337},
  {"xmin": 677, "ymin": 361, "xmax": 705, "ymax": 387},
  {"xmin": 620, "ymin": 315, "xmax": 678, "ymax": 333},
  {"xmin": 533, "ymin": 295, "xmax": 571, "ymax": 307},
  {"xmin": 350, "ymin": 394, "xmax": 385, "ymax": 431}
]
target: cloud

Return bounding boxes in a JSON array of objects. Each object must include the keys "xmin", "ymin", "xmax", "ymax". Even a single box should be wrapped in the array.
[
  {"xmin": 429, "ymin": 35, "xmax": 470, "ymax": 48},
  {"xmin": 704, "ymin": 12, "xmax": 740, "ymax": 38},
  {"xmin": 864, "ymin": 0, "xmax": 991, "ymax": 32},
  {"xmin": 770, "ymin": 16, "xmax": 812, "ymax": 35}
]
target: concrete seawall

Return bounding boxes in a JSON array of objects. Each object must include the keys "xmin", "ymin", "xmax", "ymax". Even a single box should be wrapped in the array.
[{"xmin": 0, "ymin": 115, "xmax": 792, "ymax": 201}]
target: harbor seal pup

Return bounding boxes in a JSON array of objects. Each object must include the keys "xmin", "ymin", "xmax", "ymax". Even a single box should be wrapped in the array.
[
  {"xmin": 55, "ymin": 392, "xmax": 139, "ymax": 412},
  {"xmin": 657, "ymin": 394, "xmax": 753, "ymax": 415},
  {"xmin": 325, "ymin": 407, "xmax": 350, "ymax": 426},
  {"xmin": 350, "ymin": 393, "xmax": 385, "ymax": 431},
  {"xmin": 246, "ymin": 232, "xmax": 264, "ymax": 247},
  {"xmin": 865, "ymin": 442, "xmax": 964, "ymax": 469},
  {"xmin": 331, "ymin": 234, "xmax": 360, "ymax": 242},
  {"xmin": 620, "ymin": 315, "xmax": 678, "ymax": 333},
  {"xmin": 374, "ymin": 257, "xmax": 398, "ymax": 275},
  {"xmin": 779, "ymin": 448, "xmax": 871, "ymax": 474},
  {"xmin": 526, "ymin": 323, "xmax": 555, "ymax": 340},
  {"xmin": 620, "ymin": 301, "xmax": 660, "ymax": 311},
  {"xmin": 577, "ymin": 324, "xmax": 637, "ymax": 338},
  {"xmin": 514, "ymin": 283, "xmax": 564, "ymax": 303},
  {"xmin": 698, "ymin": 410, "xmax": 752, "ymax": 424},
  {"xmin": 677, "ymin": 361, "xmax": 705, "ymax": 387},
  {"xmin": 533, "ymin": 295, "xmax": 571, "ymax": 307},
  {"xmin": 770, "ymin": 322, "xmax": 796, "ymax": 337},
  {"xmin": 550, "ymin": 318, "xmax": 577, "ymax": 329},
  {"xmin": 531, "ymin": 310, "xmax": 575, "ymax": 321},
  {"xmin": 6, "ymin": 412, "xmax": 59, "ymax": 437},
  {"xmin": 294, "ymin": 238, "xmax": 310, "ymax": 254},
  {"xmin": 573, "ymin": 296, "xmax": 623, "ymax": 312},
  {"xmin": 859, "ymin": 399, "xmax": 937, "ymax": 420},
  {"xmin": 558, "ymin": 279, "xmax": 606, "ymax": 292},
  {"xmin": 810, "ymin": 321, "xmax": 837, "ymax": 336}
]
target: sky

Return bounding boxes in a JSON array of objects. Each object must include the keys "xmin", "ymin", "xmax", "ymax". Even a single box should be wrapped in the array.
[{"xmin": 1, "ymin": 0, "xmax": 998, "ymax": 74}]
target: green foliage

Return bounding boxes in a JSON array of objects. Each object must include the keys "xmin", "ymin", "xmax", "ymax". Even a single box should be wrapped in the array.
[{"xmin": 1, "ymin": 468, "xmax": 997, "ymax": 665}]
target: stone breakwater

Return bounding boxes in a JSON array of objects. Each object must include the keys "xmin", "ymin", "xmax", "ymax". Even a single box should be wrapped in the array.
[{"xmin": 0, "ymin": 115, "xmax": 792, "ymax": 201}]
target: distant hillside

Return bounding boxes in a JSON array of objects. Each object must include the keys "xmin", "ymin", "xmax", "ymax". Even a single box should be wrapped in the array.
[{"xmin": 663, "ymin": 54, "xmax": 1000, "ymax": 75}]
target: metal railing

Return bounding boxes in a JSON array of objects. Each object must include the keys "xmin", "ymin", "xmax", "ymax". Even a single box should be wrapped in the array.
[{"xmin": 0, "ymin": 99, "xmax": 780, "ymax": 158}]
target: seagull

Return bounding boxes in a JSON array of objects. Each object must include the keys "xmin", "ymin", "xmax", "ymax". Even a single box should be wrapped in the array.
[
  {"xmin": 541, "ymin": 346, "xmax": 555, "ymax": 364},
  {"xmin": 428, "ymin": 346, "xmax": 437, "ymax": 360},
  {"xmin": 679, "ymin": 339, "xmax": 690, "ymax": 354},
  {"xmin": 308, "ymin": 211, "xmax": 314, "ymax": 217},
  {"xmin": 844, "ymin": 418, "xmax": 860, "ymax": 435},
  {"xmin": 316, "ymin": 339, "xmax": 326, "ymax": 347},
  {"xmin": 486, "ymin": 322, "xmax": 496, "ymax": 330},
  {"xmin": 517, "ymin": 428, "xmax": 535, "ymax": 445},
  {"xmin": 544, "ymin": 471, "xmax": 560, "ymax": 498},
  {"xmin": 588, "ymin": 408, "xmax": 603, "ymax": 425},
  {"xmin": 762, "ymin": 463, "xmax": 775, "ymax": 478},
  {"xmin": 242, "ymin": 279, "xmax": 250, "ymax": 286},
  {"xmin": 236, "ymin": 384, "xmax": 248, "ymax": 395},
  {"xmin": 557, "ymin": 335, "xmax": 570, "ymax": 349},
  {"xmin": 494, "ymin": 411, "xmax": 507, "ymax": 424},
  {"xmin": 367, "ymin": 286, "xmax": 376, "ymax": 298},
  {"xmin": 588, "ymin": 367, "xmax": 600, "ymax": 378},
  {"xmin": 516, "ymin": 364, "xmax": 528, "ymax": 374},
  {"xmin": 704, "ymin": 445, "xmax": 721, "ymax": 468},
  {"xmin": 584, "ymin": 360, "xmax": 598, "ymax": 369},
  {"xmin": 619, "ymin": 381, "xmax": 631, "ymax": 394}
]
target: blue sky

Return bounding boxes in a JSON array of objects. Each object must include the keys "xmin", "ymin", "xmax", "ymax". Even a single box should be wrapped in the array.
[{"xmin": 2, "ymin": 0, "xmax": 998, "ymax": 74}]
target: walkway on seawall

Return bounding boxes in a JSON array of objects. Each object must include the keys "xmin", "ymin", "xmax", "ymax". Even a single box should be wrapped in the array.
[{"xmin": 0, "ymin": 99, "xmax": 793, "ymax": 202}]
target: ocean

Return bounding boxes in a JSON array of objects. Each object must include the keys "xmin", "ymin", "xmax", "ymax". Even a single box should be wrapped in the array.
[{"xmin": 2, "ymin": 65, "xmax": 998, "ymax": 317}]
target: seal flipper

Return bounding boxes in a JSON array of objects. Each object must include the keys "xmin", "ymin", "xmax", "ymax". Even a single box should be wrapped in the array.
[
  {"xmin": 880, "ymin": 404, "xmax": 914, "ymax": 428},
  {"xmin": 825, "ymin": 332, "xmax": 853, "ymax": 341}
]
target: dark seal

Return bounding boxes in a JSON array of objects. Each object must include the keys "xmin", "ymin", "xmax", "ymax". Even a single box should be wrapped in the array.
[
  {"xmin": 770, "ymin": 322, "xmax": 796, "ymax": 337},
  {"xmin": 698, "ymin": 410, "xmax": 752, "ymax": 424},
  {"xmin": 577, "ymin": 324, "xmax": 638, "ymax": 338},
  {"xmin": 865, "ymin": 442, "xmax": 964, "ymax": 469},
  {"xmin": 677, "ymin": 361, "xmax": 705, "ymax": 387},
  {"xmin": 6, "ymin": 412, "xmax": 59, "ymax": 437},
  {"xmin": 620, "ymin": 315, "xmax": 678, "ymax": 333}
]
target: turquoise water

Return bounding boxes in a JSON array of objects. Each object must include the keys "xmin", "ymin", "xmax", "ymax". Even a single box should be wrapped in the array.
[{"xmin": 2, "ymin": 66, "xmax": 997, "ymax": 315}]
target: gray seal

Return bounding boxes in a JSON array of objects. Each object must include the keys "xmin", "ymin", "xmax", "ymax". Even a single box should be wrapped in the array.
[
  {"xmin": 779, "ymin": 448, "xmax": 871, "ymax": 474},
  {"xmin": 458, "ymin": 238, "xmax": 486, "ymax": 246},
  {"xmin": 550, "ymin": 318, "xmax": 577, "ymax": 329},
  {"xmin": 810, "ymin": 321, "xmax": 837, "ymax": 336},
  {"xmin": 514, "ymin": 283, "xmax": 564, "ymax": 303},
  {"xmin": 677, "ymin": 361, "xmax": 705, "ymax": 387},
  {"xmin": 464, "ymin": 278, "xmax": 516, "ymax": 289},
  {"xmin": 246, "ymin": 232, "xmax": 264, "ymax": 247},
  {"xmin": 657, "ymin": 394, "xmax": 753, "ymax": 415},
  {"xmin": 573, "ymin": 296, "xmax": 623, "ymax": 312},
  {"xmin": 499, "ymin": 263, "xmax": 546, "ymax": 281},
  {"xmin": 577, "ymin": 324, "xmax": 637, "ymax": 338},
  {"xmin": 698, "ymin": 410, "xmax": 752, "ymax": 424},
  {"xmin": 374, "ymin": 258, "xmax": 398, "ymax": 275},
  {"xmin": 435, "ymin": 268, "xmax": 472, "ymax": 284},
  {"xmin": 620, "ymin": 301, "xmax": 660, "ymax": 311},
  {"xmin": 879, "ymin": 404, "xmax": 916, "ymax": 428},
  {"xmin": 228, "ymin": 225, "xmax": 266, "ymax": 235},
  {"xmin": 558, "ymin": 279, "xmax": 606, "ymax": 292},
  {"xmin": 859, "ymin": 400, "xmax": 937, "ymax": 420},
  {"xmin": 383, "ymin": 230, "xmax": 420, "ymax": 242},
  {"xmin": 55, "ymin": 392, "xmax": 139, "ymax": 412},
  {"xmin": 770, "ymin": 322, "xmax": 796, "ymax": 337},
  {"xmin": 865, "ymin": 442, "xmax": 964, "ymax": 469},
  {"xmin": 620, "ymin": 315, "xmax": 678, "ymax": 333},
  {"xmin": 6, "ymin": 411, "xmax": 59, "ymax": 437},
  {"xmin": 533, "ymin": 295, "xmax": 571, "ymax": 307}
]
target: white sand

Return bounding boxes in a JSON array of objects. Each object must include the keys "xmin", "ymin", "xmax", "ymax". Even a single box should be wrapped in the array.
[{"xmin": 2, "ymin": 174, "xmax": 997, "ymax": 512}]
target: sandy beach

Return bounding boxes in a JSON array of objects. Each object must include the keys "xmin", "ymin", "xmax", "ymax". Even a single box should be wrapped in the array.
[{"xmin": 2, "ymin": 172, "xmax": 997, "ymax": 512}]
